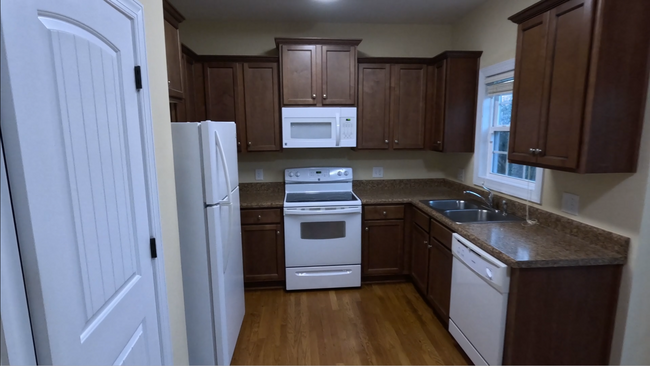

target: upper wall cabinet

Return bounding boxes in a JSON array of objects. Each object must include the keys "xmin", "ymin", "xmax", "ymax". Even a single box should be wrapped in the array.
[
  {"xmin": 163, "ymin": 0, "xmax": 184, "ymax": 101},
  {"xmin": 276, "ymin": 38, "xmax": 361, "ymax": 107},
  {"xmin": 428, "ymin": 52, "xmax": 482, "ymax": 153},
  {"xmin": 203, "ymin": 57, "xmax": 281, "ymax": 153},
  {"xmin": 508, "ymin": 0, "xmax": 650, "ymax": 173}
]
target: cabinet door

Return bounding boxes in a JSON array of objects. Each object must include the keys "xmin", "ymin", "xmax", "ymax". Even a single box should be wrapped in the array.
[
  {"xmin": 281, "ymin": 45, "xmax": 319, "ymax": 105},
  {"xmin": 243, "ymin": 62, "xmax": 281, "ymax": 152},
  {"xmin": 164, "ymin": 19, "xmax": 183, "ymax": 100},
  {"xmin": 357, "ymin": 64, "xmax": 391, "ymax": 149},
  {"xmin": 176, "ymin": 53, "xmax": 194, "ymax": 122},
  {"xmin": 426, "ymin": 239, "xmax": 453, "ymax": 322},
  {"xmin": 241, "ymin": 224, "xmax": 285, "ymax": 282},
  {"xmin": 410, "ymin": 223, "xmax": 429, "ymax": 294},
  {"xmin": 204, "ymin": 62, "xmax": 246, "ymax": 151},
  {"xmin": 390, "ymin": 64, "xmax": 427, "ymax": 149},
  {"xmin": 509, "ymin": 13, "xmax": 550, "ymax": 165},
  {"xmin": 321, "ymin": 45, "xmax": 356, "ymax": 105},
  {"xmin": 536, "ymin": 0, "xmax": 594, "ymax": 170},
  {"xmin": 431, "ymin": 60, "xmax": 447, "ymax": 152},
  {"xmin": 362, "ymin": 220, "xmax": 404, "ymax": 276}
]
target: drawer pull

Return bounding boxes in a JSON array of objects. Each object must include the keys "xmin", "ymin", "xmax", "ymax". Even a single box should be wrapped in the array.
[
  {"xmin": 257, "ymin": 215, "xmax": 262, "ymax": 220},
  {"xmin": 383, "ymin": 211, "xmax": 387, "ymax": 216}
]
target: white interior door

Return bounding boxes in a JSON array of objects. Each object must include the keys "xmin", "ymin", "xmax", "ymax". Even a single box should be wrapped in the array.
[{"xmin": 1, "ymin": 0, "xmax": 162, "ymax": 364}]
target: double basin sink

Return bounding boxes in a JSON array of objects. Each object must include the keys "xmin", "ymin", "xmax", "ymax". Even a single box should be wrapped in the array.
[{"xmin": 420, "ymin": 199, "xmax": 524, "ymax": 224}]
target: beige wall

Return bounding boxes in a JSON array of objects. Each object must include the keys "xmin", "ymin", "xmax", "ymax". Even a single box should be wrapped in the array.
[
  {"xmin": 239, "ymin": 150, "xmax": 447, "ymax": 183},
  {"xmin": 180, "ymin": 21, "xmax": 452, "ymax": 57},
  {"xmin": 450, "ymin": 1, "xmax": 650, "ymax": 364},
  {"xmin": 140, "ymin": 0, "xmax": 189, "ymax": 364}
]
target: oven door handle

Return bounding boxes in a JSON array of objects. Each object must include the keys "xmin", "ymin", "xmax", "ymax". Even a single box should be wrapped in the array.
[{"xmin": 284, "ymin": 207, "xmax": 361, "ymax": 216}]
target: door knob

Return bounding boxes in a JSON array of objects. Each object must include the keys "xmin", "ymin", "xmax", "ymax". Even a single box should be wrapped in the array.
[
  {"xmin": 323, "ymin": 94, "xmax": 327, "ymax": 99},
  {"xmin": 312, "ymin": 93, "xmax": 316, "ymax": 99}
]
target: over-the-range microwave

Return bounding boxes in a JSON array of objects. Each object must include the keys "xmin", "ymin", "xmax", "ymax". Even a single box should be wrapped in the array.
[{"xmin": 282, "ymin": 107, "xmax": 357, "ymax": 148}]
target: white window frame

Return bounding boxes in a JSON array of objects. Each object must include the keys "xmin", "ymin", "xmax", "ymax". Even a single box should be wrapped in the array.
[{"xmin": 473, "ymin": 59, "xmax": 544, "ymax": 203}]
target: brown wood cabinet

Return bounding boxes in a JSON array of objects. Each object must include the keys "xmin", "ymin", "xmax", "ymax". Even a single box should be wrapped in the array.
[
  {"xmin": 428, "ymin": 52, "xmax": 482, "ymax": 153},
  {"xmin": 276, "ymin": 38, "xmax": 361, "ymax": 107},
  {"xmin": 174, "ymin": 46, "xmax": 206, "ymax": 122},
  {"xmin": 508, "ymin": 0, "xmax": 650, "ymax": 173},
  {"xmin": 362, "ymin": 205, "xmax": 405, "ymax": 279},
  {"xmin": 426, "ymin": 227, "xmax": 453, "ymax": 325},
  {"xmin": 410, "ymin": 222, "xmax": 429, "ymax": 294},
  {"xmin": 357, "ymin": 61, "xmax": 428, "ymax": 150},
  {"xmin": 163, "ymin": 0, "xmax": 184, "ymax": 101},
  {"xmin": 203, "ymin": 58, "xmax": 281, "ymax": 152},
  {"xmin": 241, "ymin": 209, "xmax": 285, "ymax": 285}
]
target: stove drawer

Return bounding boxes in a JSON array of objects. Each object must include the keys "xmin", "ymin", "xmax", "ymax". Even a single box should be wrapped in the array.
[
  {"xmin": 364, "ymin": 205, "xmax": 405, "ymax": 220},
  {"xmin": 286, "ymin": 265, "xmax": 361, "ymax": 290},
  {"xmin": 241, "ymin": 209, "xmax": 282, "ymax": 224}
]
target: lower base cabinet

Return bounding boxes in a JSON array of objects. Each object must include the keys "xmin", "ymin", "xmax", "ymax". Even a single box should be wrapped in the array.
[
  {"xmin": 362, "ymin": 205, "xmax": 406, "ymax": 280},
  {"xmin": 241, "ymin": 209, "xmax": 285, "ymax": 286},
  {"xmin": 426, "ymin": 237, "xmax": 452, "ymax": 324},
  {"xmin": 410, "ymin": 222, "xmax": 430, "ymax": 293}
]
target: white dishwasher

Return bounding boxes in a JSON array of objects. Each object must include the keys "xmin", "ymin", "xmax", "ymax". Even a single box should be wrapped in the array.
[{"xmin": 449, "ymin": 233, "xmax": 510, "ymax": 366}]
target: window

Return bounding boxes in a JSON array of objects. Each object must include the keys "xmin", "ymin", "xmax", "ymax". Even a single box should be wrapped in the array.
[{"xmin": 473, "ymin": 59, "xmax": 543, "ymax": 203}]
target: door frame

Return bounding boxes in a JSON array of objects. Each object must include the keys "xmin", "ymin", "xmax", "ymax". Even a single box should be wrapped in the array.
[{"xmin": 0, "ymin": 0, "xmax": 174, "ymax": 364}]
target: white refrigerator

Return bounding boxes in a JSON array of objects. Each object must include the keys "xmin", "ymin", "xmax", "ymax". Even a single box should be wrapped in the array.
[{"xmin": 171, "ymin": 122, "xmax": 245, "ymax": 366}]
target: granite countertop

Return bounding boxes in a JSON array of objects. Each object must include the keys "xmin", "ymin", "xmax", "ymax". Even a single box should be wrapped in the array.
[{"xmin": 239, "ymin": 179, "xmax": 628, "ymax": 268}]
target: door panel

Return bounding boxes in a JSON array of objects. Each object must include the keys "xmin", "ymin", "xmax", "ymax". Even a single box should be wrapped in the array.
[
  {"xmin": 322, "ymin": 45, "xmax": 356, "ymax": 105},
  {"xmin": 509, "ymin": 13, "xmax": 550, "ymax": 165},
  {"xmin": 1, "ymin": 1, "xmax": 162, "ymax": 363},
  {"xmin": 243, "ymin": 62, "xmax": 281, "ymax": 151},
  {"xmin": 426, "ymin": 239, "xmax": 453, "ymax": 321},
  {"xmin": 164, "ymin": 19, "xmax": 183, "ymax": 99},
  {"xmin": 242, "ymin": 224, "xmax": 285, "ymax": 282},
  {"xmin": 357, "ymin": 64, "xmax": 391, "ymax": 149},
  {"xmin": 390, "ymin": 64, "xmax": 427, "ymax": 149},
  {"xmin": 281, "ymin": 45, "xmax": 318, "ymax": 105},
  {"xmin": 538, "ymin": 0, "xmax": 593, "ymax": 169},
  {"xmin": 362, "ymin": 220, "xmax": 404, "ymax": 276},
  {"xmin": 410, "ymin": 223, "xmax": 429, "ymax": 294},
  {"xmin": 431, "ymin": 61, "xmax": 447, "ymax": 151}
]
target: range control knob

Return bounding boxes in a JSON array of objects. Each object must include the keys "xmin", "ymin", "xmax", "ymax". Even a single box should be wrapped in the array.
[
  {"xmin": 289, "ymin": 172, "xmax": 294, "ymax": 177},
  {"xmin": 337, "ymin": 171, "xmax": 342, "ymax": 176},
  {"xmin": 344, "ymin": 171, "xmax": 349, "ymax": 176},
  {"xmin": 296, "ymin": 172, "xmax": 301, "ymax": 177}
]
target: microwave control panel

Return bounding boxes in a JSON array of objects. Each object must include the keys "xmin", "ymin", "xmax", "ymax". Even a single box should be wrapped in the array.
[{"xmin": 341, "ymin": 117, "xmax": 356, "ymax": 141}]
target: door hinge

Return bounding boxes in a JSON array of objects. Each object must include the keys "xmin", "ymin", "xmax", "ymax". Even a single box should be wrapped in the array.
[
  {"xmin": 150, "ymin": 237, "xmax": 157, "ymax": 259},
  {"xmin": 134, "ymin": 65, "xmax": 143, "ymax": 90}
]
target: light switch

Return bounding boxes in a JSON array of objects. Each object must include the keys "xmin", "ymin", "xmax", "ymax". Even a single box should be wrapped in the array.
[
  {"xmin": 255, "ymin": 169, "xmax": 263, "ymax": 181},
  {"xmin": 372, "ymin": 167, "xmax": 384, "ymax": 178},
  {"xmin": 561, "ymin": 192, "xmax": 579, "ymax": 216}
]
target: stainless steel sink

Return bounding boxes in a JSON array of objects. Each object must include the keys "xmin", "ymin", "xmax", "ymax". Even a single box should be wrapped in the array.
[
  {"xmin": 443, "ymin": 209, "xmax": 524, "ymax": 224},
  {"xmin": 420, "ymin": 199, "xmax": 482, "ymax": 212}
]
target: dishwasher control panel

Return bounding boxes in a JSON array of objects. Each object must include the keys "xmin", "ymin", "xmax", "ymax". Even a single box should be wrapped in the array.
[{"xmin": 452, "ymin": 233, "xmax": 510, "ymax": 293}]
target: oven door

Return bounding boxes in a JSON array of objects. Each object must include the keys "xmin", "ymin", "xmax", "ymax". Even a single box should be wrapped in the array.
[{"xmin": 284, "ymin": 206, "xmax": 361, "ymax": 267}]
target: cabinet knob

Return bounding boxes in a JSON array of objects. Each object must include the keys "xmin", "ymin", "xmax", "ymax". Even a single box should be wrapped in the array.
[
  {"xmin": 385, "ymin": 140, "xmax": 389, "ymax": 144},
  {"xmin": 248, "ymin": 141, "xmax": 252, "ymax": 146},
  {"xmin": 237, "ymin": 141, "xmax": 241, "ymax": 146},
  {"xmin": 257, "ymin": 215, "xmax": 262, "ymax": 220},
  {"xmin": 312, "ymin": 93, "xmax": 316, "ymax": 99},
  {"xmin": 535, "ymin": 148, "xmax": 543, "ymax": 156},
  {"xmin": 395, "ymin": 140, "xmax": 399, "ymax": 144},
  {"xmin": 323, "ymin": 94, "xmax": 327, "ymax": 99},
  {"xmin": 437, "ymin": 141, "xmax": 442, "ymax": 145},
  {"xmin": 382, "ymin": 211, "xmax": 387, "ymax": 216},
  {"xmin": 365, "ymin": 227, "xmax": 369, "ymax": 231},
  {"xmin": 277, "ymin": 231, "xmax": 280, "ymax": 235},
  {"xmin": 168, "ymin": 80, "xmax": 171, "ymax": 84},
  {"xmin": 529, "ymin": 148, "xmax": 535, "ymax": 155},
  {"xmin": 428, "ymin": 244, "xmax": 432, "ymax": 249}
]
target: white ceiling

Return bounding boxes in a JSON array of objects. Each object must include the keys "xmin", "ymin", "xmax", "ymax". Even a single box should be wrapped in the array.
[{"xmin": 168, "ymin": 0, "xmax": 489, "ymax": 24}]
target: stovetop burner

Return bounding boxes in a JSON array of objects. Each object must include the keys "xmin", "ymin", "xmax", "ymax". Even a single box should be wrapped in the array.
[{"xmin": 285, "ymin": 191, "xmax": 358, "ymax": 203}]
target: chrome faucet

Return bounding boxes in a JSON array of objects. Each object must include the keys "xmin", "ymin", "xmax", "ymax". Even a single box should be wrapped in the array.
[{"xmin": 463, "ymin": 184, "xmax": 494, "ymax": 209}]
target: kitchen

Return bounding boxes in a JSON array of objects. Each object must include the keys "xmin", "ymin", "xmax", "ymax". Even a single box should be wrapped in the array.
[{"xmin": 0, "ymin": 0, "xmax": 648, "ymax": 365}]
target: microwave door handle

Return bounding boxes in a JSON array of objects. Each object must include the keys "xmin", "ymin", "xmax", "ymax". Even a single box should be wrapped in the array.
[
  {"xmin": 284, "ymin": 207, "xmax": 361, "ymax": 216},
  {"xmin": 335, "ymin": 112, "xmax": 341, "ymax": 146}
]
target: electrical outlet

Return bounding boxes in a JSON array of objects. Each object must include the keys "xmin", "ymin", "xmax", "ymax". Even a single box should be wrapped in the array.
[
  {"xmin": 561, "ymin": 192, "xmax": 579, "ymax": 216},
  {"xmin": 457, "ymin": 169, "xmax": 465, "ymax": 182},
  {"xmin": 372, "ymin": 167, "xmax": 384, "ymax": 178},
  {"xmin": 255, "ymin": 169, "xmax": 264, "ymax": 181}
]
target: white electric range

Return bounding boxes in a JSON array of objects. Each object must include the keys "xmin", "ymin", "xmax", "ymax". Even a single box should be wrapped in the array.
[{"xmin": 283, "ymin": 167, "xmax": 362, "ymax": 290}]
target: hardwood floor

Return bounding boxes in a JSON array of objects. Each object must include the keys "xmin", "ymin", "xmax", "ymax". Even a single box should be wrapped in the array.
[{"xmin": 231, "ymin": 283, "xmax": 470, "ymax": 365}]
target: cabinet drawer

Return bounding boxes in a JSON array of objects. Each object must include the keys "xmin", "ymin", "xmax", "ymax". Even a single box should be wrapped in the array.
[
  {"xmin": 430, "ymin": 219, "xmax": 453, "ymax": 250},
  {"xmin": 241, "ymin": 209, "xmax": 282, "ymax": 224},
  {"xmin": 364, "ymin": 205, "xmax": 404, "ymax": 220},
  {"xmin": 412, "ymin": 207, "xmax": 430, "ymax": 232}
]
